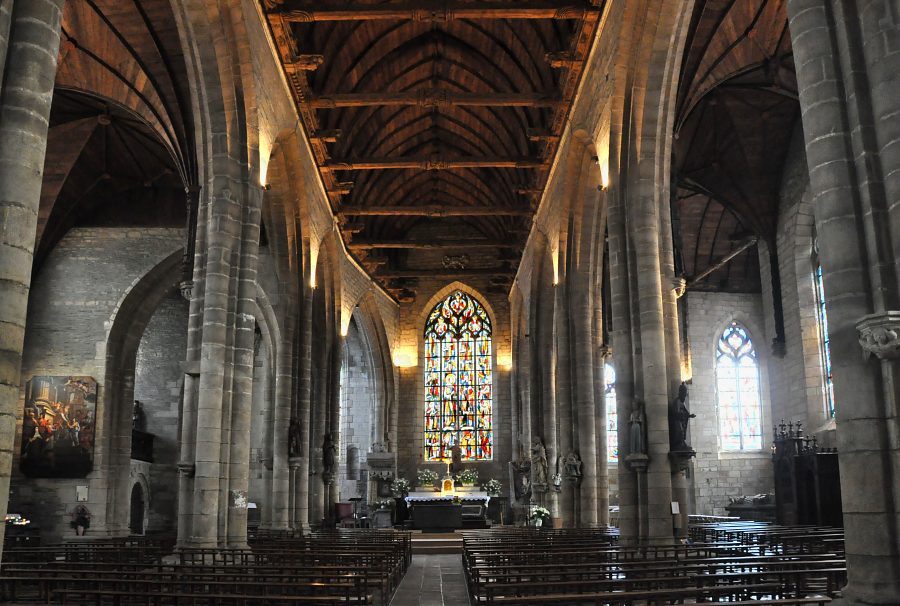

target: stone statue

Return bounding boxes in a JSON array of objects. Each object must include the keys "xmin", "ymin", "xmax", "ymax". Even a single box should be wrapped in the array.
[
  {"xmin": 563, "ymin": 451, "xmax": 582, "ymax": 481},
  {"xmin": 511, "ymin": 460, "xmax": 532, "ymax": 501},
  {"xmin": 669, "ymin": 382, "xmax": 696, "ymax": 451},
  {"xmin": 132, "ymin": 401, "xmax": 146, "ymax": 432},
  {"xmin": 322, "ymin": 433, "xmax": 337, "ymax": 477},
  {"xmin": 530, "ymin": 436, "xmax": 548, "ymax": 487},
  {"xmin": 628, "ymin": 398, "xmax": 646, "ymax": 455},
  {"xmin": 288, "ymin": 420, "xmax": 301, "ymax": 457},
  {"xmin": 450, "ymin": 444, "xmax": 462, "ymax": 475}
]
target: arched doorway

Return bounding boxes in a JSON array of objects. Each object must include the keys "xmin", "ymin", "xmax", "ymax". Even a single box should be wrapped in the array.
[{"xmin": 129, "ymin": 484, "xmax": 145, "ymax": 535}]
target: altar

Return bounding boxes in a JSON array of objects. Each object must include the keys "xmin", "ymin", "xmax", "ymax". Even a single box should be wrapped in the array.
[{"xmin": 405, "ymin": 491, "xmax": 490, "ymax": 531}]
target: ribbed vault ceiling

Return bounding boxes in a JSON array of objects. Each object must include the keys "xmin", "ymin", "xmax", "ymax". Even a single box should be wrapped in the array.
[
  {"xmin": 674, "ymin": 0, "xmax": 798, "ymax": 293},
  {"xmin": 264, "ymin": 0, "xmax": 602, "ymax": 300}
]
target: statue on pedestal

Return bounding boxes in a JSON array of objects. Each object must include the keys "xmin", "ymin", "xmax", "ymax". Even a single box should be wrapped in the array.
[
  {"xmin": 530, "ymin": 436, "xmax": 548, "ymax": 490},
  {"xmin": 563, "ymin": 451, "xmax": 582, "ymax": 482},
  {"xmin": 628, "ymin": 398, "xmax": 646, "ymax": 455},
  {"xmin": 132, "ymin": 401, "xmax": 146, "ymax": 432},
  {"xmin": 322, "ymin": 433, "xmax": 337, "ymax": 480},
  {"xmin": 668, "ymin": 382, "xmax": 696, "ymax": 451},
  {"xmin": 288, "ymin": 420, "xmax": 301, "ymax": 457}
]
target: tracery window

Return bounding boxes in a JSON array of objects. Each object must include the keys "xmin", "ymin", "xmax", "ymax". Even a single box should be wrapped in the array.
[
  {"xmin": 605, "ymin": 363, "xmax": 618, "ymax": 463},
  {"xmin": 716, "ymin": 322, "xmax": 763, "ymax": 451},
  {"xmin": 424, "ymin": 291, "xmax": 492, "ymax": 461},
  {"xmin": 813, "ymin": 264, "xmax": 835, "ymax": 418}
]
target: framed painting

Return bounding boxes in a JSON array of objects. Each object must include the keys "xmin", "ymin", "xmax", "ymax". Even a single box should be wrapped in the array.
[{"xmin": 20, "ymin": 376, "xmax": 97, "ymax": 478}]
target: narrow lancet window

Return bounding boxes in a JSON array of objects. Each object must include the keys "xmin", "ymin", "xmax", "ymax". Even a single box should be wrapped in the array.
[{"xmin": 716, "ymin": 322, "xmax": 763, "ymax": 450}]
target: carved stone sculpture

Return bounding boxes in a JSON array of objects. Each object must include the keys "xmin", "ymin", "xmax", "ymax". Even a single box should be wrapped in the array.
[
  {"xmin": 563, "ymin": 451, "xmax": 582, "ymax": 482},
  {"xmin": 132, "ymin": 401, "xmax": 146, "ymax": 432},
  {"xmin": 288, "ymin": 419, "xmax": 301, "ymax": 457},
  {"xmin": 322, "ymin": 433, "xmax": 337, "ymax": 478},
  {"xmin": 856, "ymin": 311, "xmax": 900, "ymax": 360},
  {"xmin": 511, "ymin": 460, "xmax": 532, "ymax": 501},
  {"xmin": 668, "ymin": 382, "xmax": 696, "ymax": 451},
  {"xmin": 628, "ymin": 398, "xmax": 646, "ymax": 455},
  {"xmin": 450, "ymin": 444, "xmax": 463, "ymax": 475},
  {"xmin": 530, "ymin": 436, "xmax": 548, "ymax": 488}
]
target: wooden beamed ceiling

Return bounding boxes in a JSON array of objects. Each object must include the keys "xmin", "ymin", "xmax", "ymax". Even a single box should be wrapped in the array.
[{"xmin": 263, "ymin": 0, "xmax": 602, "ymax": 299}]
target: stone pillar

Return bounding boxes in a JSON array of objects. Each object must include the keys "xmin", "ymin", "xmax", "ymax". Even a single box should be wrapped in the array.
[
  {"xmin": 554, "ymin": 276, "xmax": 575, "ymax": 526},
  {"xmin": 607, "ymin": 179, "xmax": 639, "ymax": 545},
  {"xmin": 270, "ymin": 312, "xmax": 294, "ymax": 529},
  {"xmin": 570, "ymin": 150, "xmax": 602, "ymax": 528},
  {"xmin": 225, "ymin": 184, "xmax": 263, "ymax": 547},
  {"xmin": 787, "ymin": 2, "xmax": 900, "ymax": 602},
  {"xmin": 595, "ymin": 346, "xmax": 612, "ymax": 526},
  {"xmin": 293, "ymin": 282, "xmax": 313, "ymax": 529},
  {"xmin": 0, "ymin": 0, "xmax": 64, "ymax": 559},
  {"xmin": 536, "ymin": 269, "xmax": 559, "ymax": 519}
]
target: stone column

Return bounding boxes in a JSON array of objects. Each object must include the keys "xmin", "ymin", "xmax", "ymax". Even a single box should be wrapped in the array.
[
  {"xmin": 607, "ymin": 180, "xmax": 639, "ymax": 545},
  {"xmin": 570, "ymin": 151, "xmax": 602, "ymax": 528},
  {"xmin": 595, "ymin": 345, "xmax": 611, "ymax": 526},
  {"xmin": 554, "ymin": 276, "xmax": 575, "ymax": 526},
  {"xmin": 0, "ymin": 0, "xmax": 64, "ymax": 559},
  {"xmin": 787, "ymin": 2, "xmax": 900, "ymax": 603},
  {"xmin": 293, "ymin": 282, "xmax": 313, "ymax": 529},
  {"xmin": 270, "ymin": 311, "xmax": 294, "ymax": 529}
]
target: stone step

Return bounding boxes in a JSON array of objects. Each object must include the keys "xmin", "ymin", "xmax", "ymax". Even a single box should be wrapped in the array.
[{"xmin": 411, "ymin": 533, "xmax": 464, "ymax": 554}]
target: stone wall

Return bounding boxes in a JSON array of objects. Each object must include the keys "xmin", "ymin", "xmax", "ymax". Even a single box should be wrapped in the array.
[
  {"xmin": 133, "ymin": 290, "xmax": 188, "ymax": 533},
  {"xmin": 9, "ymin": 227, "xmax": 182, "ymax": 540},
  {"xmin": 338, "ymin": 318, "xmax": 373, "ymax": 500},
  {"xmin": 685, "ymin": 291, "xmax": 774, "ymax": 516}
]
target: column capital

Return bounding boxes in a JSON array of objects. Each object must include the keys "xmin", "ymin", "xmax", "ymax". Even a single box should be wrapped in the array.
[
  {"xmin": 856, "ymin": 311, "xmax": 900, "ymax": 361},
  {"xmin": 672, "ymin": 276, "xmax": 687, "ymax": 299},
  {"xmin": 597, "ymin": 344, "xmax": 612, "ymax": 359}
]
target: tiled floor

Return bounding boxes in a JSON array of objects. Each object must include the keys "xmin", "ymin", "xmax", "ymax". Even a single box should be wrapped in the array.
[{"xmin": 390, "ymin": 554, "xmax": 471, "ymax": 606}]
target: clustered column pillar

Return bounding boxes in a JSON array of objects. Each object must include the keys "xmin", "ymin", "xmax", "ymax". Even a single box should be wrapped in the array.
[
  {"xmin": 787, "ymin": 2, "xmax": 900, "ymax": 603},
  {"xmin": 0, "ymin": 0, "xmax": 65, "ymax": 559}
]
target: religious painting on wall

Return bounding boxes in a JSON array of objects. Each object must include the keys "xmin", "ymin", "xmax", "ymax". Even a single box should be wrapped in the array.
[
  {"xmin": 424, "ymin": 290, "xmax": 493, "ymax": 461},
  {"xmin": 20, "ymin": 376, "xmax": 97, "ymax": 478}
]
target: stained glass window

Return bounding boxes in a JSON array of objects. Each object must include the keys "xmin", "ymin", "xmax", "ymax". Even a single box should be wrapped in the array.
[
  {"xmin": 605, "ymin": 363, "xmax": 618, "ymax": 462},
  {"xmin": 814, "ymin": 264, "xmax": 835, "ymax": 418},
  {"xmin": 716, "ymin": 322, "xmax": 763, "ymax": 451},
  {"xmin": 424, "ymin": 291, "xmax": 492, "ymax": 461}
]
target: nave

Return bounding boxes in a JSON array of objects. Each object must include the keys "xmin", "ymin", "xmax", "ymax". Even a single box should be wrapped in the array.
[{"xmin": 0, "ymin": 0, "xmax": 899, "ymax": 605}]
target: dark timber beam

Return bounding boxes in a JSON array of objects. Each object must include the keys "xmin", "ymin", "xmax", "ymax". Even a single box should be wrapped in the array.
[
  {"xmin": 271, "ymin": 2, "xmax": 598, "ymax": 22},
  {"xmin": 308, "ymin": 92, "xmax": 562, "ymax": 108},
  {"xmin": 338, "ymin": 205, "xmax": 533, "ymax": 217},
  {"xmin": 686, "ymin": 237, "xmax": 759, "ymax": 288},
  {"xmin": 349, "ymin": 239, "xmax": 520, "ymax": 250},
  {"xmin": 323, "ymin": 157, "xmax": 544, "ymax": 171}
]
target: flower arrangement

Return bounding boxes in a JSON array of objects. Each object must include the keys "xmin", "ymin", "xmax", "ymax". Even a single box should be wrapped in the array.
[
  {"xmin": 417, "ymin": 468, "xmax": 439, "ymax": 487},
  {"xmin": 484, "ymin": 478, "xmax": 502, "ymax": 496},
  {"xmin": 529, "ymin": 505, "xmax": 551, "ymax": 527},
  {"xmin": 374, "ymin": 499, "xmax": 394, "ymax": 510},
  {"xmin": 390, "ymin": 477, "xmax": 410, "ymax": 498},
  {"xmin": 458, "ymin": 468, "xmax": 479, "ymax": 485}
]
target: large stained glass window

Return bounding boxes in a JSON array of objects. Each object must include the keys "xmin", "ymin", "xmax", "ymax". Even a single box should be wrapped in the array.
[
  {"xmin": 605, "ymin": 363, "xmax": 618, "ymax": 463},
  {"xmin": 716, "ymin": 322, "xmax": 763, "ymax": 451},
  {"xmin": 424, "ymin": 291, "xmax": 492, "ymax": 461},
  {"xmin": 814, "ymin": 264, "xmax": 835, "ymax": 418}
]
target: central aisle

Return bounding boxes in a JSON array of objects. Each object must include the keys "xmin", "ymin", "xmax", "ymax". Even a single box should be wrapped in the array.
[{"xmin": 389, "ymin": 554, "xmax": 470, "ymax": 606}]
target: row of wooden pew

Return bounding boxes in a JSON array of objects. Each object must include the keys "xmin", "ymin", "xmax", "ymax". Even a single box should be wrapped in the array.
[
  {"xmin": 461, "ymin": 522, "xmax": 846, "ymax": 605},
  {"xmin": 0, "ymin": 529, "xmax": 411, "ymax": 604}
]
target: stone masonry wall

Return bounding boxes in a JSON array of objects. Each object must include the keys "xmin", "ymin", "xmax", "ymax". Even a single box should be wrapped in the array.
[
  {"xmin": 9, "ymin": 227, "xmax": 182, "ymax": 540},
  {"xmin": 338, "ymin": 318, "xmax": 373, "ymax": 500},
  {"xmin": 685, "ymin": 291, "xmax": 774, "ymax": 516},
  {"xmin": 133, "ymin": 290, "xmax": 188, "ymax": 533}
]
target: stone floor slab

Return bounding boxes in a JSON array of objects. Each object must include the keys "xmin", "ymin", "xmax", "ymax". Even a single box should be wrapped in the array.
[{"xmin": 390, "ymin": 554, "xmax": 470, "ymax": 606}]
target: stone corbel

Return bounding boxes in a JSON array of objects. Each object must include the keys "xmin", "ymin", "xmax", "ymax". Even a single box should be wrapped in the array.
[
  {"xmin": 856, "ymin": 311, "xmax": 900, "ymax": 360},
  {"xmin": 177, "ymin": 463, "xmax": 196, "ymax": 478},
  {"xmin": 597, "ymin": 344, "xmax": 612, "ymax": 360},
  {"xmin": 672, "ymin": 276, "xmax": 687, "ymax": 299}
]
